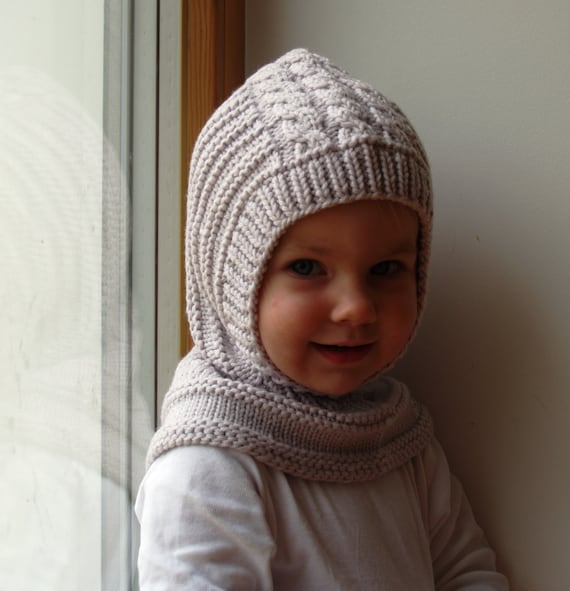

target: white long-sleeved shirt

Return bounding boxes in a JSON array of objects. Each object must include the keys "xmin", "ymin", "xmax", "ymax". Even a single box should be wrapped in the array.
[{"xmin": 135, "ymin": 440, "xmax": 508, "ymax": 590}]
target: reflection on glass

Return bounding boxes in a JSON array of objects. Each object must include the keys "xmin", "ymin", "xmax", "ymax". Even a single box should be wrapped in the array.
[{"xmin": 0, "ymin": 2, "xmax": 153, "ymax": 589}]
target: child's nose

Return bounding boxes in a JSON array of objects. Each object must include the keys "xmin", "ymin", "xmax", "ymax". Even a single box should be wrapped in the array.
[{"xmin": 329, "ymin": 280, "xmax": 377, "ymax": 326}]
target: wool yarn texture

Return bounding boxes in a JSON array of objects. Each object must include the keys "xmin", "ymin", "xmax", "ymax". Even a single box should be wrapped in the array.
[{"xmin": 147, "ymin": 48, "xmax": 434, "ymax": 482}]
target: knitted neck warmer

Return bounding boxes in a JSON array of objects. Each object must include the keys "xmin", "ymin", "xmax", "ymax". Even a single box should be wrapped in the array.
[{"xmin": 147, "ymin": 49, "xmax": 434, "ymax": 482}]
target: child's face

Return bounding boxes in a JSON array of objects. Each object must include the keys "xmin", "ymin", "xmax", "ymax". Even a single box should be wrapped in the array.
[{"xmin": 257, "ymin": 200, "xmax": 419, "ymax": 396}]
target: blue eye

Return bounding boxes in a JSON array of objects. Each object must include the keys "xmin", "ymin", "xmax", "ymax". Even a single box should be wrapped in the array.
[
  {"xmin": 289, "ymin": 259, "xmax": 323, "ymax": 276},
  {"xmin": 371, "ymin": 261, "xmax": 401, "ymax": 276}
]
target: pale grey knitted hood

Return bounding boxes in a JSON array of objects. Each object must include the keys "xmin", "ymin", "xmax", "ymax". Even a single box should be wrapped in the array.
[
  {"xmin": 148, "ymin": 49, "xmax": 433, "ymax": 481},
  {"xmin": 187, "ymin": 48, "xmax": 432, "ymax": 382}
]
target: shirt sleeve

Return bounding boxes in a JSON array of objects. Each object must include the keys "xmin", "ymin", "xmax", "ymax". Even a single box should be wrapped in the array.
[
  {"xmin": 134, "ymin": 446, "xmax": 275, "ymax": 591},
  {"xmin": 421, "ymin": 440, "xmax": 509, "ymax": 591}
]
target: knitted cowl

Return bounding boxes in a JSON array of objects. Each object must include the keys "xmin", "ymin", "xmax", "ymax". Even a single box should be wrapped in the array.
[{"xmin": 147, "ymin": 49, "xmax": 434, "ymax": 482}]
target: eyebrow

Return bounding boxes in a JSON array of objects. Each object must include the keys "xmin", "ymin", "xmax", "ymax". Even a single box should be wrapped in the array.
[
  {"xmin": 286, "ymin": 238, "xmax": 417, "ymax": 257},
  {"xmin": 288, "ymin": 243, "xmax": 332, "ymax": 256},
  {"xmin": 381, "ymin": 241, "xmax": 418, "ymax": 257}
]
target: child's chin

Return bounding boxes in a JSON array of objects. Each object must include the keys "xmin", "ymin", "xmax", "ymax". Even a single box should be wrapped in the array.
[
  {"xmin": 307, "ymin": 370, "xmax": 388, "ymax": 398},
  {"xmin": 307, "ymin": 380, "xmax": 366, "ymax": 398}
]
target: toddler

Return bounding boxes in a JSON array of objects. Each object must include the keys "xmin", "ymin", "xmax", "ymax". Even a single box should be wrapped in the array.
[{"xmin": 136, "ymin": 48, "xmax": 508, "ymax": 590}]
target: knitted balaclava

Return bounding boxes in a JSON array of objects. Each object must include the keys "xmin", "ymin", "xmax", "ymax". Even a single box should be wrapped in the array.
[
  {"xmin": 147, "ymin": 49, "xmax": 433, "ymax": 481},
  {"xmin": 188, "ymin": 48, "xmax": 432, "ymax": 379}
]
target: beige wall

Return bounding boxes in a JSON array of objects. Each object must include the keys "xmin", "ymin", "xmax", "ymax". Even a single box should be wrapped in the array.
[{"xmin": 246, "ymin": 1, "xmax": 570, "ymax": 589}]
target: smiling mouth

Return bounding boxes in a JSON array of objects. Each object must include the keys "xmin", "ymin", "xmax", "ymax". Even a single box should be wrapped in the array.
[{"xmin": 312, "ymin": 343, "xmax": 373, "ymax": 364}]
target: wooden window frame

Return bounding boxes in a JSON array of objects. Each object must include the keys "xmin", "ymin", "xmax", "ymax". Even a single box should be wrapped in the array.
[{"xmin": 180, "ymin": 0, "xmax": 245, "ymax": 355}]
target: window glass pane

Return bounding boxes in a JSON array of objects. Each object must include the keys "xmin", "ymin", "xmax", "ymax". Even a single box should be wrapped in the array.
[{"xmin": 1, "ymin": 1, "xmax": 156, "ymax": 589}]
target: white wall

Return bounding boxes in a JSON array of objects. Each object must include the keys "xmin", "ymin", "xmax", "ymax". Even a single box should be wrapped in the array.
[{"xmin": 246, "ymin": 1, "xmax": 570, "ymax": 589}]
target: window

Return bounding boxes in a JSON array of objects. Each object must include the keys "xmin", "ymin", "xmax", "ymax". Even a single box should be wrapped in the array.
[
  {"xmin": 1, "ymin": 1, "xmax": 242, "ymax": 588},
  {"xmin": 0, "ymin": 1, "xmax": 176, "ymax": 588}
]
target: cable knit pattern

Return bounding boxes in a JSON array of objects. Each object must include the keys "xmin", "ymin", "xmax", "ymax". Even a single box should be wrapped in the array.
[{"xmin": 147, "ymin": 49, "xmax": 434, "ymax": 482}]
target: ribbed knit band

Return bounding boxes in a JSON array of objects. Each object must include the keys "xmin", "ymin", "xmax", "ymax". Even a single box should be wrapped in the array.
[{"xmin": 147, "ymin": 49, "xmax": 434, "ymax": 482}]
